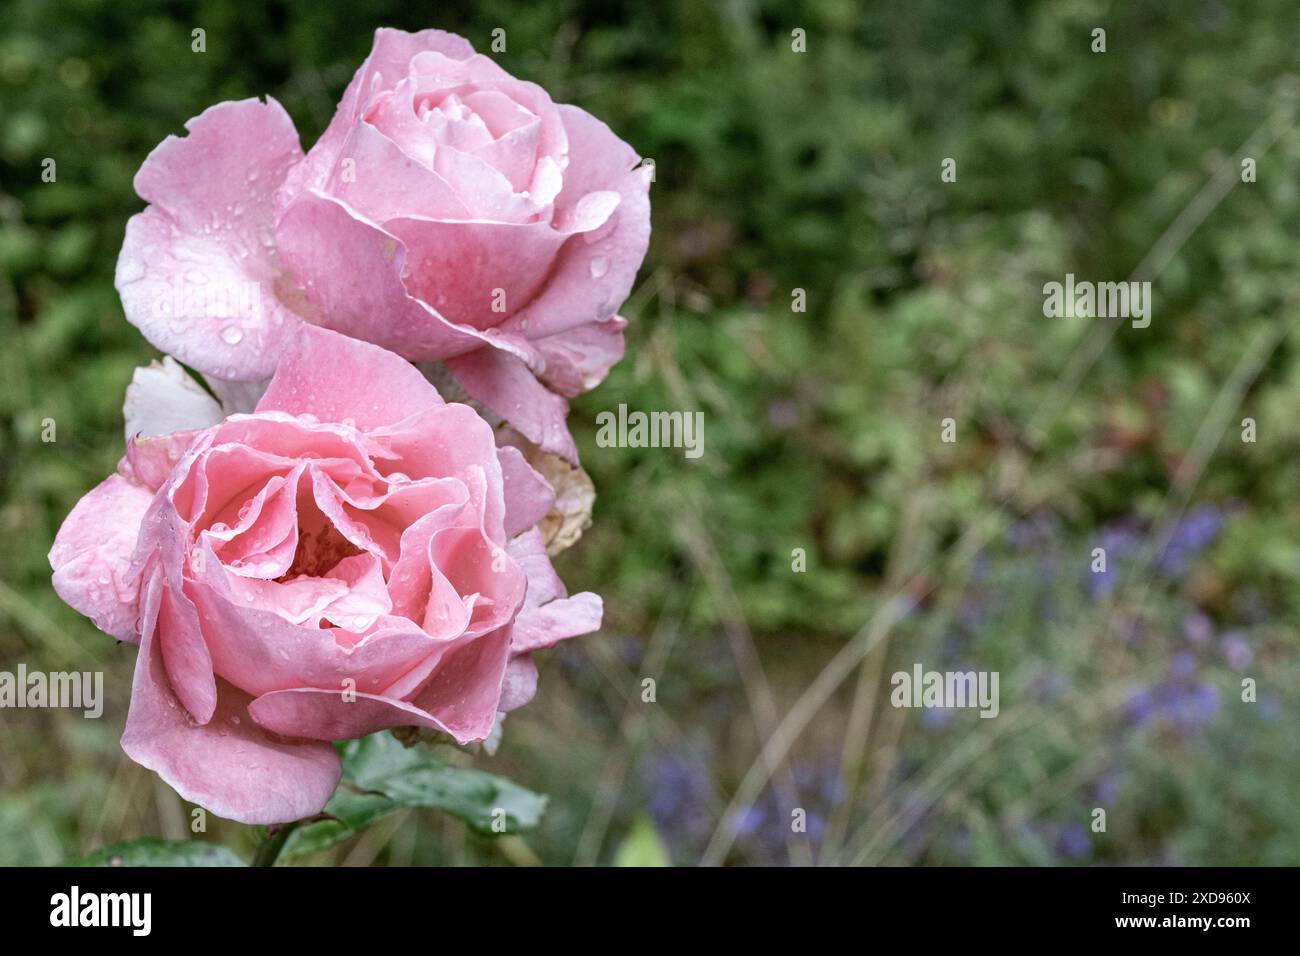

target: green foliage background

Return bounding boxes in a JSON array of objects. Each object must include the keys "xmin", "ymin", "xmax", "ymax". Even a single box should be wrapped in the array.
[{"xmin": 2, "ymin": 0, "xmax": 1299, "ymax": 865}]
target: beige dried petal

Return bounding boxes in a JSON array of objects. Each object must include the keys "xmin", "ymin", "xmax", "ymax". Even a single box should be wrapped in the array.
[{"xmin": 522, "ymin": 444, "xmax": 596, "ymax": 556}]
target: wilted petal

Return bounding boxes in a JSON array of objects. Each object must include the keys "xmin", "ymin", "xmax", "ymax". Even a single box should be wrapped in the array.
[{"xmin": 123, "ymin": 357, "xmax": 224, "ymax": 441}]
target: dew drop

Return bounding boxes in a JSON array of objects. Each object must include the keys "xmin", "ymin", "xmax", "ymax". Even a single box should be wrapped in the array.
[
  {"xmin": 221, "ymin": 326, "xmax": 244, "ymax": 345},
  {"xmin": 589, "ymin": 256, "xmax": 610, "ymax": 279}
]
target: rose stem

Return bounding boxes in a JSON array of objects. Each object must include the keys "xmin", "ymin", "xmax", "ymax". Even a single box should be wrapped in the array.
[{"xmin": 251, "ymin": 820, "xmax": 301, "ymax": 867}]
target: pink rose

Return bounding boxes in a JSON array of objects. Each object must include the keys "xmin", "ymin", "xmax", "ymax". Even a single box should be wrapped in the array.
[
  {"xmin": 49, "ymin": 326, "xmax": 601, "ymax": 824},
  {"xmin": 115, "ymin": 28, "xmax": 652, "ymax": 462}
]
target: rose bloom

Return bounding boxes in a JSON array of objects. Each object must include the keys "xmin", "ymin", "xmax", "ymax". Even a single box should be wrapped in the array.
[
  {"xmin": 49, "ymin": 328, "xmax": 601, "ymax": 823},
  {"xmin": 115, "ymin": 28, "xmax": 651, "ymax": 462}
]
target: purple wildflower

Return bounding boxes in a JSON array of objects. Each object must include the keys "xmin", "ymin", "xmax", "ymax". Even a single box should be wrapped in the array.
[
  {"xmin": 1157, "ymin": 504, "xmax": 1223, "ymax": 578},
  {"xmin": 1219, "ymin": 631, "xmax": 1252, "ymax": 670}
]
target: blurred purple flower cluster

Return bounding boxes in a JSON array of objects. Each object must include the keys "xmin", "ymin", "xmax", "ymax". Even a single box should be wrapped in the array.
[
  {"xmin": 623, "ymin": 503, "xmax": 1273, "ymax": 865},
  {"xmin": 637, "ymin": 742, "xmax": 846, "ymax": 863},
  {"xmin": 1125, "ymin": 652, "xmax": 1221, "ymax": 734}
]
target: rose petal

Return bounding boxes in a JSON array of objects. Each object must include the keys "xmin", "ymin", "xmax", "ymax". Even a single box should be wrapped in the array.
[
  {"xmin": 189, "ymin": 577, "xmax": 441, "ymax": 697},
  {"xmin": 314, "ymin": 469, "xmax": 466, "ymax": 572},
  {"xmin": 279, "ymin": 28, "xmax": 478, "ymax": 203},
  {"xmin": 429, "ymin": 146, "xmax": 541, "ymax": 223},
  {"xmin": 213, "ymin": 469, "xmax": 301, "ymax": 578},
  {"xmin": 532, "ymin": 315, "xmax": 628, "ymax": 397},
  {"xmin": 156, "ymin": 578, "xmax": 218, "ymax": 724},
  {"xmin": 122, "ymin": 572, "xmax": 341, "ymax": 824},
  {"xmin": 496, "ymin": 445, "xmax": 555, "ymax": 537},
  {"xmin": 386, "ymin": 215, "xmax": 567, "ymax": 329},
  {"xmin": 498, "ymin": 654, "xmax": 539, "ymax": 712},
  {"xmin": 125, "ymin": 432, "xmax": 203, "ymax": 492},
  {"xmin": 123, "ymin": 357, "xmax": 224, "ymax": 442},
  {"xmin": 428, "ymin": 523, "xmax": 526, "ymax": 638},
  {"xmin": 500, "ymin": 104, "xmax": 651, "ymax": 341},
  {"xmin": 445, "ymin": 348, "xmax": 577, "ymax": 462},
  {"xmin": 248, "ymin": 687, "xmax": 452, "ymax": 741},
  {"xmin": 49, "ymin": 473, "xmax": 153, "ymax": 643},
  {"xmin": 464, "ymin": 92, "xmax": 541, "ymax": 191},
  {"xmin": 275, "ymin": 190, "xmax": 507, "ymax": 360},
  {"xmin": 512, "ymin": 591, "xmax": 603, "ymax": 653},
  {"xmin": 408, "ymin": 626, "xmax": 513, "ymax": 742},
  {"xmin": 116, "ymin": 97, "xmax": 305, "ymax": 381},
  {"xmin": 256, "ymin": 325, "xmax": 443, "ymax": 429},
  {"xmin": 507, "ymin": 528, "xmax": 566, "ymax": 609},
  {"xmin": 552, "ymin": 189, "xmax": 621, "ymax": 236},
  {"xmin": 326, "ymin": 117, "xmax": 470, "ymax": 221},
  {"xmin": 319, "ymin": 553, "xmax": 394, "ymax": 629},
  {"xmin": 370, "ymin": 404, "xmax": 510, "ymax": 539}
]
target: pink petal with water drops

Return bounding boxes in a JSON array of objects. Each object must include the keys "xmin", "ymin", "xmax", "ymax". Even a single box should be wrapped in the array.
[
  {"xmin": 256, "ymin": 324, "xmax": 443, "ymax": 429},
  {"xmin": 445, "ymin": 347, "xmax": 578, "ymax": 462},
  {"xmin": 500, "ymin": 105, "xmax": 652, "ymax": 341},
  {"xmin": 116, "ymin": 97, "xmax": 306, "ymax": 381},
  {"xmin": 532, "ymin": 315, "xmax": 629, "ymax": 397},
  {"xmin": 49, "ymin": 473, "xmax": 154, "ymax": 643},
  {"xmin": 122, "ymin": 571, "xmax": 341, "ymax": 825}
]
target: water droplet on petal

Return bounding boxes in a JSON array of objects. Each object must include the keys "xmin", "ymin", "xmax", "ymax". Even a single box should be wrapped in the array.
[
  {"xmin": 589, "ymin": 256, "xmax": 609, "ymax": 279},
  {"xmin": 221, "ymin": 326, "xmax": 244, "ymax": 345}
]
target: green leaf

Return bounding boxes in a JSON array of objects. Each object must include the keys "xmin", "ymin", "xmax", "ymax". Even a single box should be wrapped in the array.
[
  {"xmin": 68, "ymin": 838, "xmax": 246, "ymax": 867},
  {"xmin": 613, "ymin": 816, "xmax": 671, "ymax": 867},
  {"xmin": 282, "ymin": 791, "xmax": 401, "ymax": 857},
  {"xmin": 340, "ymin": 732, "xmax": 548, "ymax": 836}
]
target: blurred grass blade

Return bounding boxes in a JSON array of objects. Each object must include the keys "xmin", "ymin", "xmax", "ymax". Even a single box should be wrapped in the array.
[
  {"xmin": 613, "ymin": 816, "xmax": 671, "ymax": 867},
  {"xmin": 68, "ymin": 838, "xmax": 246, "ymax": 867}
]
